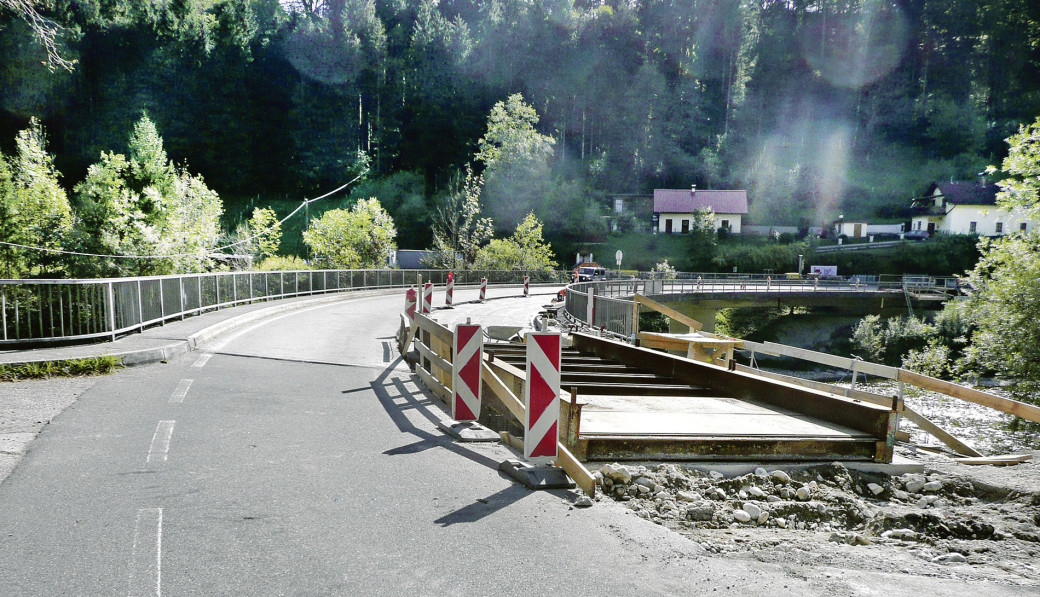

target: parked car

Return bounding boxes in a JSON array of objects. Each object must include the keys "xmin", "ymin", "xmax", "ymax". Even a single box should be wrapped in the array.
[{"xmin": 904, "ymin": 230, "xmax": 930, "ymax": 241}]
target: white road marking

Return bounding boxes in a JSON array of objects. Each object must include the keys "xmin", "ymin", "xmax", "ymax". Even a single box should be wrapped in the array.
[
  {"xmin": 146, "ymin": 421, "xmax": 176, "ymax": 464},
  {"xmin": 128, "ymin": 507, "xmax": 162, "ymax": 597},
  {"xmin": 169, "ymin": 379, "xmax": 192, "ymax": 404},
  {"xmin": 190, "ymin": 353, "xmax": 212, "ymax": 368}
]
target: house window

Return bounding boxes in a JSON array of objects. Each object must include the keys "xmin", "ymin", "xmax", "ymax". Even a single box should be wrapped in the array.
[
  {"xmin": 681, "ymin": 220, "xmax": 690, "ymax": 233},
  {"xmin": 1021, "ymin": 222, "xmax": 1028, "ymax": 233},
  {"xmin": 969, "ymin": 221, "xmax": 977, "ymax": 233},
  {"xmin": 996, "ymin": 222, "xmax": 1004, "ymax": 234},
  {"xmin": 915, "ymin": 221, "xmax": 922, "ymax": 231},
  {"xmin": 614, "ymin": 198, "xmax": 624, "ymax": 214},
  {"xmin": 665, "ymin": 219, "xmax": 673, "ymax": 234},
  {"xmin": 720, "ymin": 219, "xmax": 730, "ymax": 230}
]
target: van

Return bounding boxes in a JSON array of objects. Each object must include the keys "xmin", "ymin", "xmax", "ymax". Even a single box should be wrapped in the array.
[{"xmin": 576, "ymin": 266, "xmax": 607, "ymax": 282}]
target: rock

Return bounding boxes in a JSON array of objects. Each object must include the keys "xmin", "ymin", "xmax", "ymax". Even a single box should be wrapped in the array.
[
  {"xmin": 677, "ymin": 491, "xmax": 701, "ymax": 502},
  {"xmin": 757, "ymin": 511, "xmax": 770, "ymax": 524},
  {"xmin": 917, "ymin": 495, "xmax": 938, "ymax": 508},
  {"xmin": 767, "ymin": 495, "xmax": 781, "ymax": 503},
  {"xmin": 770, "ymin": 470, "xmax": 792, "ymax": 483},
  {"xmin": 592, "ymin": 472, "xmax": 604, "ymax": 481},
  {"xmin": 796, "ymin": 487, "xmax": 811, "ymax": 501},
  {"xmin": 637, "ymin": 485, "xmax": 651, "ymax": 495},
  {"xmin": 709, "ymin": 470, "xmax": 724, "ymax": 480},
  {"xmin": 738, "ymin": 490, "xmax": 748, "ymax": 499},
  {"xmin": 747, "ymin": 487, "xmax": 767, "ymax": 498},
  {"xmin": 743, "ymin": 503, "xmax": 763, "ymax": 520},
  {"xmin": 868, "ymin": 483, "xmax": 884, "ymax": 496},
  {"xmin": 881, "ymin": 528, "xmax": 917, "ymax": 540},
  {"xmin": 600, "ymin": 463, "xmax": 632, "ymax": 484},
  {"xmin": 892, "ymin": 490, "xmax": 909, "ymax": 501},
  {"xmin": 713, "ymin": 488, "xmax": 727, "ymax": 500},
  {"xmin": 776, "ymin": 518, "xmax": 786, "ymax": 528},
  {"xmin": 687, "ymin": 503, "xmax": 715, "ymax": 521},
  {"xmin": 923, "ymin": 481, "xmax": 943, "ymax": 492},
  {"xmin": 574, "ymin": 495, "xmax": 594, "ymax": 508},
  {"xmin": 733, "ymin": 509, "xmax": 753, "ymax": 523},
  {"xmin": 933, "ymin": 553, "xmax": 967, "ymax": 564},
  {"xmin": 634, "ymin": 476, "xmax": 655, "ymax": 489},
  {"xmin": 754, "ymin": 467, "xmax": 768, "ymax": 477},
  {"xmin": 779, "ymin": 487, "xmax": 794, "ymax": 500},
  {"xmin": 903, "ymin": 474, "xmax": 926, "ymax": 494}
]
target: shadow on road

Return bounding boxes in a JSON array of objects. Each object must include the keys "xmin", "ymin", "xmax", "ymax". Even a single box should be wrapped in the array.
[{"xmin": 433, "ymin": 485, "xmax": 533, "ymax": 526}]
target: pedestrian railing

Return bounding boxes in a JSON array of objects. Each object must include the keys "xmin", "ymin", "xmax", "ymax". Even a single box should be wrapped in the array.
[
  {"xmin": 561, "ymin": 274, "xmax": 960, "ymax": 337},
  {"xmin": 0, "ymin": 269, "xmax": 569, "ymax": 346}
]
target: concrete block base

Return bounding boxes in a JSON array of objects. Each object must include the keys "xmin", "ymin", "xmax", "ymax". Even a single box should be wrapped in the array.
[
  {"xmin": 437, "ymin": 420, "xmax": 501, "ymax": 443},
  {"xmin": 498, "ymin": 459, "xmax": 576, "ymax": 490}
]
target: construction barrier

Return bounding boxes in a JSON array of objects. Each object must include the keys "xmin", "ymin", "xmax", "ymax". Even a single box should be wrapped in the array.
[
  {"xmin": 479, "ymin": 277, "xmax": 487, "ymax": 301},
  {"xmin": 404, "ymin": 287, "xmax": 417, "ymax": 323},
  {"xmin": 422, "ymin": 282, "xmax": 433, "ymax": 314},
  {"xmin": 524, "ymin": 275, "xmax": 530, "ymax": 297},
  {"xmin": 524, "ymin": 332, "xmax": 561, "ymax": 461},
  {"xmin": 452, "ymin": 322, "xmax": 483, "ymax": 421},
  {"xmin": 445, "ymin": 272, "xmax": 454, "ymax": 306}
]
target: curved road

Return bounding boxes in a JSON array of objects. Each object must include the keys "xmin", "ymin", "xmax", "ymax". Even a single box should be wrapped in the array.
[{"xmin": 0, "ymin": 288, "xmax": 1027, "ymax": 595}]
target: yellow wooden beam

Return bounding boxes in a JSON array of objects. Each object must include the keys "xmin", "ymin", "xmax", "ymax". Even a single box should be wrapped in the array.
[
  {"xmin": 633, "ymin": 294, "xmax": 703, "ymax": 332},
  {"xmin": 897, "ymin": 369, "xmax": 1040, "ymax": 424}
]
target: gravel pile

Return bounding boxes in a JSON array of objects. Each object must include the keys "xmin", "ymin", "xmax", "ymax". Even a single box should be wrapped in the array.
[{"xmin": 591, "ymin": 460, "xmax": 1040, "ymax": 579}]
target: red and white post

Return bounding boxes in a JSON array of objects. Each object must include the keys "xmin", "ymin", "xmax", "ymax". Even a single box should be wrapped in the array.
[
  {"xmin": 524, "ymin": 332, "xmax": 561, "ymax": 462},
  {"xmin": 421, "ymin": 282, "xmax": 433, "ymax": 314},
  {"xmin": 404, "ymin": 287, "xmax": 417, "ymax": 323},
  {"xmin": 523, "ymin": 275, "xmax": 530, "ymax": 298},
  {"xmin": 479, "ymin": 277, "xmax": 487, "ymax": 302},
  {"xmin": 452, "ymin": 322, "xmax": 483, "ymax": 422},
  {"xmin": 445, "ymin": 272, "xmax": 454, "ymax": 306}
]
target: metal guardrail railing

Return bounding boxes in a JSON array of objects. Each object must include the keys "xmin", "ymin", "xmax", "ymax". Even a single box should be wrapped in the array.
[
  {"xmin": 0, "ymin": 269, "xmax": 570, "ymax": 346},
  {"xmin": 561, "ymin": 274, "xmax": 961, "ymax": 335}
]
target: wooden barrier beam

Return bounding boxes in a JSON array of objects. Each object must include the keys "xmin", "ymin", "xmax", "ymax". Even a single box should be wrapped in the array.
[
  {"xmin": 633, "ymin": 294, "xmax": 703, "ymax": 332},
  {"xmin": 415, "ymin": 312, "xmax": 453, "ymax": 345},
  {"xmin": 901, "ymin": 405, "xmax": 983, "ymax": 457},
  {"xmin": 897, "ymin": 369, "xmax": 1040, "ymax": 424},
  {"xmin": 732, "ymin": 364, "xmax": 895, "ymax": 408},
  {"xmin": 749, "ymin": 341, "xmax": 899, "ymax": 379},
  {"xmin": 416, "ymin": 341, "xmax": 452, "ymax": 376}
]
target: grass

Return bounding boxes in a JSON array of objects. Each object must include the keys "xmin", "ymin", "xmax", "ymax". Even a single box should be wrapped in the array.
[{"xmin": 0, "ymin": 355, "xmax": 122, "ymax": 382}]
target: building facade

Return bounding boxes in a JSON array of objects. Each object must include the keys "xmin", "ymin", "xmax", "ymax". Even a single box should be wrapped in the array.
[
  {"xmin": 653, "ymin": 187, "xmax": 748, "ymax": 234},
  {"xmin": 910, "ymin": 181, "xmax": 1038, "ymax": 237}
]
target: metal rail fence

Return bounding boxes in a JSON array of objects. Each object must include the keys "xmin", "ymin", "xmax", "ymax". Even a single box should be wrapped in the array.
[
  {"xmin": 562, "ymin": 274, "xmax": 961, "ymax": 336},
  {"xmin": 0, "ymin": 269, "xmax": 570, "ymax": 346}
]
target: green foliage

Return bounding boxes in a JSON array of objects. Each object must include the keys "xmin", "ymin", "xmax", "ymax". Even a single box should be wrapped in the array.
[
  {"xmin": 0, "ymin": 356, "xmax": 121, "ymax": 382},
  {"xmin": 901, "ymin": 341, "xmax": 951, "ymax": 378},
  {"xmin": 248, "ymin": 207, "xmax": 281, "ymax": 260},
  {"xmin": 650, "ymin": 260, "xmax": 677, "ymax": 279},
  {"xmin": 473, "ymin": 212, "xmax": 556, "ymax": 271},
  {"xmin": 0, "ymin": 118, "xmax": 72, "ymax": 278},
  {"xmin": 303, "ymin": 197, "xmax": 397, "ymax": 268},
  {"xmin": 960, "ymin": 233, "xmax": 1040, "ymax": 398},
  {"xmin": 851, "ymin": 314, "xmax": 936, "ymax": 366},
  {"xmin": 71, "ymin": 115, "xmax": 223, "ymax": 276},
  {"xmin": 255, "ymin": 255, "xmax": 311, "ymax": 271},
  {"xmin": 992, "ymin": 116, "xmax": 1040, "ymax": 219},
  {"xmin": 425, "ymin": 168, "xmax": 492, "ymax": 269},
  {"xmin": 714, "ymin": 307, "xmax": 787, "ymax": 340},
  {"xmin": 349, "ymin": 171, "xmax": 429, "ymax": 249}
]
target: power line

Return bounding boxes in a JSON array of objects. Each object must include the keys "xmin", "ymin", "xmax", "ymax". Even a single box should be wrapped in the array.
[{"xmin": 0, "ymin": 170, "xmax": 369, "ymax": 260}]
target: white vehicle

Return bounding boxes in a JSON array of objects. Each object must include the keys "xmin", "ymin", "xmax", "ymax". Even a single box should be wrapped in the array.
[{"xmin": 576, "ymin": 266, "xmax": 607, "ymax": 282}]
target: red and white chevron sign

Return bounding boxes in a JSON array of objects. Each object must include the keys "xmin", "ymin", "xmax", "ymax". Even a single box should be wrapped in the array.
[
  {"xmin": 421, "ymin": 282, "xmax": 433, "ymax": 314},
  {"xmin": 524, "ymin": 332, "xmax": 561, "ymax": 461},
  {"xmin": 445, "ymin": 272, "xmax": 454, "ymax": 306},
  {"xmin": 452, "ymin": 323, "xmax": 483, "ymax": 422},
  {"xmin": 523, "ymin": 275, "xmax": 530, "ymax": 297},
  {"xmin": 479, "ymin": 277, "xmax": 487, "ymax": 301},
  {"xmin": 404, "ymin": 287, "xmax": 417, "ymax": 323}
]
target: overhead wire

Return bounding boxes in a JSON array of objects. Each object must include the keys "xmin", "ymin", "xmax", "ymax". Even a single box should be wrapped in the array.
[{"xmin": 0, "ymin": 169, "xmax": 369, "ymax": 260}]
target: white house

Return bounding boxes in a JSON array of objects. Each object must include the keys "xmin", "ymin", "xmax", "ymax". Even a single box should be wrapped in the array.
[
  {"xmin": 653, "ymin": 187, "xmax": 748, "ymax": 234},
  {"xmin": 910, "ymin": 181, "xmax": 1038, "ymax": 237}
]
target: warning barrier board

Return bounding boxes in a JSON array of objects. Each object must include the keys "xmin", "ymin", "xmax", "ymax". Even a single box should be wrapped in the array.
[
  {"xmin": 524, "ymin": 332, "xmax": 561, "ymax": 461},
  {"xmin": 452, "ymin": 323, "xmax": 483, "ymax": 421}
]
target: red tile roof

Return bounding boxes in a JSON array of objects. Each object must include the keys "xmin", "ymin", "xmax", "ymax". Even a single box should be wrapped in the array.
[{"xmin": 653, "ymin": 189, "xmax": 748, "ymax": 214}]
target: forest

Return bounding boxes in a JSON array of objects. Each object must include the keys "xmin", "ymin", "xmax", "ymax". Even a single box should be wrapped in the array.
[{"xmin": 2, "ymin": 0, "xmax": 1040, "ymax": 256}]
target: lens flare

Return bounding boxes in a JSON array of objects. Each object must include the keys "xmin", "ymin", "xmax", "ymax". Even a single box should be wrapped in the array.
[{"xmin": 801, "ymin": 2, "xmax": 908, "ymax": 89}]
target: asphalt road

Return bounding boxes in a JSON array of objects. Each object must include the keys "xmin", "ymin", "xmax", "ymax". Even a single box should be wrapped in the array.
[{"xmin": 0, "ymin": 288, "xmax": 1032, "ymax": 595}]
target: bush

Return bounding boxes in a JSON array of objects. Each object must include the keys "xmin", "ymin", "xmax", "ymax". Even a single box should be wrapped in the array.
[
  {"xmin": 852, "ymin": 314, "xmax": 936, "ymax": 366},
  {"xmin": 256, "ymin": 255, "xmax": 311, "ymax": 271},
  {"xmin": 901, "ymin": 341, "xmax": 950, "ymax": 377}
]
